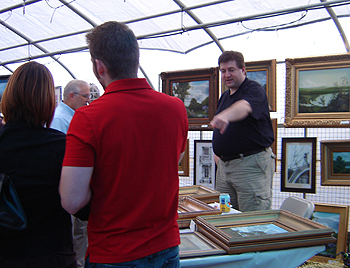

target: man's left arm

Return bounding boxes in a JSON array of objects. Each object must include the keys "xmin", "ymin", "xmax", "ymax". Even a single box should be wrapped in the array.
[{"xmin": 59, "ymin": 166, "xmax": 93, "ymax": 214}]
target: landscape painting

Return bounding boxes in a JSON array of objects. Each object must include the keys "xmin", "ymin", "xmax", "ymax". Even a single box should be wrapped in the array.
[
  {"xmin": 284, "ymin": 53, "xmax": 350, "ymax": 127},
  {"xmin": 172, "ymin": 80, "xmax": 209, "ymax": 119},
  {"xmin": 332, "ymin": 151, "xmax": 350, "ymax": 175},
  {"xmin": 161, "ymin": 67, "xmax": 219, "ymax": 130},
  {"xmin": 298, "ymin": 67, "xmax": 350, "ymax": 114}
]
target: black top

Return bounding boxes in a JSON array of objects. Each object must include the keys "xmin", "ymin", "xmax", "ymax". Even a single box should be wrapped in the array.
[
  {"xmin": 0, "ymin": 120, "xmax": 72, "ymax": 258},
  {"xmin": 212, "ymin": 78, "xmax": 274, "ymax": 157}
]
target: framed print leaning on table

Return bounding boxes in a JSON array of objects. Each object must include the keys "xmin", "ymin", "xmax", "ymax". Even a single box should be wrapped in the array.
[
  {"xmin": 311, "ymin": 203, "xmax": 349, "ymax": 261},
  {"xmin": 281, "ymin": 137, "xmax": 317, "ymax": 193}
]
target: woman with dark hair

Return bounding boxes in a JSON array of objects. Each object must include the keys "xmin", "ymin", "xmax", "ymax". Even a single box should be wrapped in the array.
[{"xmin": 0, "ymin": 61, "xmax": 76, "ymax": 268}]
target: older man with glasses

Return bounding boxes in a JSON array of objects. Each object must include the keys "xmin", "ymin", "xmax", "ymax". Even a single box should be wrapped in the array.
[
  {"xmin": 51, "ymin": 78, "xmax": 91, "ymax": 268},
  {"xmin": 51, "ymin": 79, "xmax": 90, "ymax": 133}
]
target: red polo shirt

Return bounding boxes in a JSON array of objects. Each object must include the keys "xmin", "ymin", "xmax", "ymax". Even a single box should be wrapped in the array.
[{"xmin": 63, "ymin": 78, "xmax": 188, "ymax": 263}]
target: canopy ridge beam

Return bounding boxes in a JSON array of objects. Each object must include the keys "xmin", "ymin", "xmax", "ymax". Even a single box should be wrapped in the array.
[{"xmin": 320, "ymin": 0, "xmax": 350, "ymax": 52}]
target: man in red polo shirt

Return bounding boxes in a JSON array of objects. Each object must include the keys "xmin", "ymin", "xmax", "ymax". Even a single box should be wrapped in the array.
[{"xmin": 59, "ymin": 21, "xmax": 188, "ymax": 267}]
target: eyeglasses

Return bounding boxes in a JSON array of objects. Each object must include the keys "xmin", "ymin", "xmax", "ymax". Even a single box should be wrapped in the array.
[{"xmin": 74, "ymin": 92, "xmax": 90, "ymax": 99}]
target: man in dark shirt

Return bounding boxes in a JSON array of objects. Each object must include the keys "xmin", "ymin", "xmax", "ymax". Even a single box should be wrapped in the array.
[{"xmin": 211, "ymin": 51, "xmax": 275, "ymax": 212}]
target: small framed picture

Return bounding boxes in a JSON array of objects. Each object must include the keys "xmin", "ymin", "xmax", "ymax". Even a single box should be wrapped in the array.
[
  {"xmin": 281, "ymin": 137, "xmax": 317, "ymax": 193},
  {"xmin": 194, "ymin": 140, "xmax": 216, "ymax": 190},
  {"xmin": 321, "ymin": 139, "xmax": 350, "ymax": 186}
]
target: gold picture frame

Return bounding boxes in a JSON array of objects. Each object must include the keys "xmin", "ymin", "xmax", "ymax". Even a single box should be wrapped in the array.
[
  {"xmin": 311, "ymin": 203, "xmax": 349, "ymax": 262},
  {"xmin": 179, "ymin": 231, "xmax": 226, "ymax": 258},
  {"xmin": 195, "ymin": 210, "xmax": 335, "ymax": 254},
  {"xmin": 321, "ymin": 139, "xmax": 350, "ymax": 186},
  {"xmin": 178, "ymin": 196, "xmax": 221, "ymax": 220},
  {"xmin": 285, "ymin": 53, "xmax": 350, "ymax": 127},
  {"xmin": 179, "ymin": 185, "xmax": 221, "ymax": 204}
]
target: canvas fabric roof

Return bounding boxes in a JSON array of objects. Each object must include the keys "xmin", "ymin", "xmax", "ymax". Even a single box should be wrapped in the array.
[{"xmin": 0, "ymin": 0, "xmax": 350, "ymax": 89}]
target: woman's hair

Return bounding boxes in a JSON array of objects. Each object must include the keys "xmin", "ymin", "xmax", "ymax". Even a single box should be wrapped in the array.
[{"xmin": 1, "ymin": 61, "xmax": 55, "ymax": 127}]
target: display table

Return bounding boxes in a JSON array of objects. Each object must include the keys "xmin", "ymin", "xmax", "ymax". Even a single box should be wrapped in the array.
[{"xmin": 180, "ymin": 245, "xmax": 325, "ymax": 268}]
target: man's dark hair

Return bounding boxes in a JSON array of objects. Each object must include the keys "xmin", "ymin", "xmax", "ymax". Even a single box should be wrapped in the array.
[
  {"xmin": 86, "ymin": 21, "xmax": 139, "ymax": 80},
  {"xmin": 218, "ymin": 51, "xmax": 245, "ymax": 69}
]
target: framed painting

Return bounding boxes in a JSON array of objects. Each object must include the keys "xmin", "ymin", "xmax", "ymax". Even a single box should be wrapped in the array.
[
  {"xmin": 246, "ymin": 59, "xmax": 277, "ymax": 112},
  {"xmin": 194, "ymin": 140, "xmax": 216, "ymax": 190},
  {"xmin": 178, "ymin": 139, "xmax": 189, "ymax": 177},
  {"xmin": 321, "ymin": 140, "xmax": 350, "ymax": 186},
  {"xmin": 179, "ymin": 185, "xmax": 220, "ymax": 204},
  {"xmin": 0, "ymin": 75, "xmax": 10, "ymax": 99},
  {"xmin": 179, "ymin": 231, "xmax": 226, "ymax": 258},
  {"xmin": 195, "ymin": 210, "xmax": 336, "ymax": 254},
  {"xmin": 281, "ymin": 138, "xmax": 317, "ymax": 193},
  {"xmin": 310, "ymin": 203, "xmax": 349, "ymax": 261},
  {"xmin": 220, "ymin": 59, "xmax": 276, "ymax": 111},
  {"xmin": 161, "ymin": 67, "xmax": 219, "ymax": 130},
  {"xmin": 284, "ymin": 53, "xmax": 350, "ymax": 127}
]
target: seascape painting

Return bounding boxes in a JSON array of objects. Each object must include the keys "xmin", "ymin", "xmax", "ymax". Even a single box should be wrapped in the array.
[
  {"xmin": 298, "ymin": 67, "xmax": 350, "ymax": 114},
  {"xmin": 224, "ymin": 223, "xmax": 288, "ymax": 238}
]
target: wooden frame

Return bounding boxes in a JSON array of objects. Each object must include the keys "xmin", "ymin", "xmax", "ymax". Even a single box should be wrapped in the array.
[
  {"xmin": 246, "ymin": 59, "xmax": 277, "ymax": 112},
  {"xmin": 321, "ymin": 139, "xmax": 350, "ymax": 186},
  {"xmin": 194, "ymin": 140, "xmax": 216, "ymax": 190},
  {"xmin": 179, "ymin": 231, "xmax": 226, "ymax": 258},
  {"xmin": 178, "ymin": 196, "xmax": 221, "ymax": 220},
  {"xmin": 281, "ymin": 137, "xmax": 316, "ymax": 193},
  {"xmin": 285, "ymin": 53, "xmax": 350, "ymax": 127},
  {"xmin": 179, "ymin": 185, "xmax": 220, "ymax": 204},
  {"xmin": 311, "ymin": 203, "xmax": 349, "ymax": 261},
  {"xmin": 178, "ymin": 139, "xmax": 189, "ymax": 177},
  {"xmin": 161, "ymin": 67, "xmax": 219, "ymax": 130},
  {"xmin": 220, "ymin": 59, "xmax": 277, "ymax": 112},
  {"xmin": 195, "ymin": 210, "xmax": 336, "ymax": 254}
]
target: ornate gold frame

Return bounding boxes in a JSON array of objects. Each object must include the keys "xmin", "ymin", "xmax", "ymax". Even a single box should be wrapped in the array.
[{"xmin": 285, "ymin": 53, "xmax": 350, "ymax": 127}]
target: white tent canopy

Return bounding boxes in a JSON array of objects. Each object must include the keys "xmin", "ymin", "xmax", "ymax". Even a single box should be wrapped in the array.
[{"xmin": 1, "ymin": 0, "xmax": 350, "ymax": 90}]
